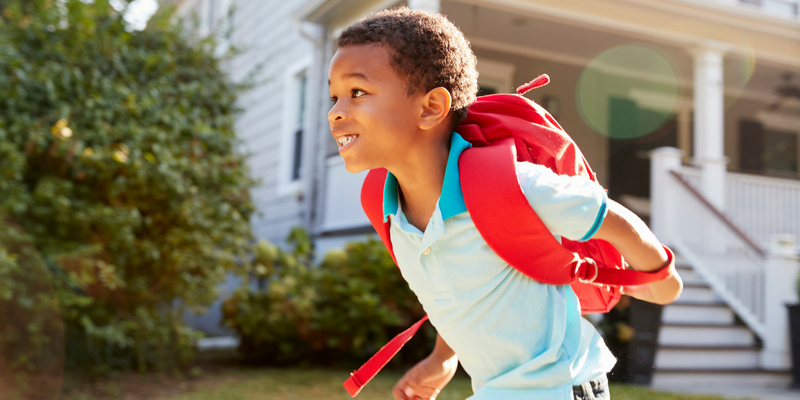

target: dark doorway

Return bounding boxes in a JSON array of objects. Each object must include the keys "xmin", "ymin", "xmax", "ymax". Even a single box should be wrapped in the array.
[
  {"xmin": 607, "ymin": 98, "xmax": 679, "ymax": 202},
  {"xmin": 739, "ymin": 119, "xmax": 799, "ymax": 179},
  {"xmin": 477, "ymin": 85, "xmax": 497, "ymax": 97}
]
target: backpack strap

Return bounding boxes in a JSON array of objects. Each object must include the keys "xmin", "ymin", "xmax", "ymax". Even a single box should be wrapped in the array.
[
  {"xmin": 459, "ymin": 137, "xmax": 673, "ymax": 286},
  {"xmin": 361, "ymin": 168, "xmax": 398, "ymax": 266},
  {"xmin": 459, "ymin": 137, "xmax": 593, "ymax": 283},
  {"xmin": 348, "ymin": 168, "xmax": 429, "ymax": 397}
]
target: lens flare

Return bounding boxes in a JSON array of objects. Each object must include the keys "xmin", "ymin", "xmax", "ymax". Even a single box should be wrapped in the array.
[{"xmin": 577, "ymin": 45, "xmax": 680, "ymax": 139}]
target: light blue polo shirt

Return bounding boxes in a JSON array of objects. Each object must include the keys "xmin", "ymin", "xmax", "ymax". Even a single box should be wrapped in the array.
[{"xmin": 383, "ymin": 132, "xmax": 615, "ymax": 400}]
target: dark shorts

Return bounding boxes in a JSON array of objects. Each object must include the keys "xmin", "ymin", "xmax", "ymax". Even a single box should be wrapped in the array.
[{"xmin": 572, "ymin": 374, "xmax": 610, "ymax": 400}]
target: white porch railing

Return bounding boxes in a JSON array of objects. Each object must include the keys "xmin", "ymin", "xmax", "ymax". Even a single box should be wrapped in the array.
[
  {"xmin": 678, "ymin": 167, "xmax": 800, "ymax": 252},
  {"xmin": 668, "ymin": 168, "xmax": 767, "ymax": 339},
  {"xmin": 726, "ymin": 172, "xmax": 800, "ymax": 250},
  {"xmin": 651, "ymin": 147, "xmax": 800, "ymax": 368}
]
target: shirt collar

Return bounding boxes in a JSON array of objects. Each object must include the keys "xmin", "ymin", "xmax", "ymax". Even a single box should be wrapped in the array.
[{"xmin": 383, "ymin": 132, "xmax": 472, "ymax": 222}]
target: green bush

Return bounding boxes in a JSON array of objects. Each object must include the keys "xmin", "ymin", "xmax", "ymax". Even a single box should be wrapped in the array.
[
  {"xmin": 223, "ymin": 228, "xmax": 435, "ymax": 366},
  {"xmin": 0, "ymin": 0, "xmax": 255, "ymax": 375},
  {"xmin": 0, "ymin": 212, "xmax": 65, "ymax": 399}
]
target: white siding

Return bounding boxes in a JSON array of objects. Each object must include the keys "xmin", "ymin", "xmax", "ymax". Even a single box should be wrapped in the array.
[
  {"xmin": 170, "ymin": 0, "xmax": 316, "ymax": 245},
  {"xmin": 229, "ymin": 0, "xmax": 316, "ymax": 245}
]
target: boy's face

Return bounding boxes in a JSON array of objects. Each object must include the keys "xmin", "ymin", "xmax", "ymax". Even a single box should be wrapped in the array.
[{"xmin": 328, "ymin": 44, "xmax": 423, "ymax": 173}]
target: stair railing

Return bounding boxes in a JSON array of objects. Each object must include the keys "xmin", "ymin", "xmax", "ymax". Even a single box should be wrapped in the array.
[{"xmin": 666, "ymin": 168, "xmax": 767, "ymax": 339}]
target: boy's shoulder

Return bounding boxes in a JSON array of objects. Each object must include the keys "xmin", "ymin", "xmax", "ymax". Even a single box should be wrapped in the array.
[
  {"xmin": 514, "ymin": 160, "xmax": 607, "ymax": 242},
  {"xmin": 514, "ymin": 161, "xmax": 602, "ymax": 192}
]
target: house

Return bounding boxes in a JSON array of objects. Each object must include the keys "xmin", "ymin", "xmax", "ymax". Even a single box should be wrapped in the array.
[{"xmin": 163, "ymin": 0, "xmax": 800, "ymax": 392}]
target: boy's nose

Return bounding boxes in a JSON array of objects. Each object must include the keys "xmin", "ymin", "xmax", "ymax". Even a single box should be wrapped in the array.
[{"xmin": 328, "ymin": 103, "xmax": 347, "ymax": 124}]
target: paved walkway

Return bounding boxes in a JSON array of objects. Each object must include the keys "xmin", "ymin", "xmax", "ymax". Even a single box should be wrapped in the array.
[{"xmin": 659, "ymin": 384, "xmax": 800, "ymax": 400}]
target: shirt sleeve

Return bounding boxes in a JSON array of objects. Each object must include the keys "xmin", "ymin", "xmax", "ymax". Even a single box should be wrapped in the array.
[{"xmin": 516, "ymin": 161, "xmax": 608, "ymax": 242}]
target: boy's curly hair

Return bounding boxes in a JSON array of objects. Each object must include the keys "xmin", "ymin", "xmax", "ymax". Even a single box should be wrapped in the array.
[{"xmin": 336, "ymin": 7, "xmax": 478, "ymax": 131}]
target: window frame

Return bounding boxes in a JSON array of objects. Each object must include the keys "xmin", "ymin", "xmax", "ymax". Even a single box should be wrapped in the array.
[
  {"xmin": 277, "ymin": 56, "xmax": 313, "ymax": 196},
  {"xmin": 476, "ymin": 58, "xmax": 516, "ymax": 95}
]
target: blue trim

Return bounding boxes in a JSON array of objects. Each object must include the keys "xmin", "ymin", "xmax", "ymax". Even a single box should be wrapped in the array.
[
  {"xmin": 382, "ymin": 132, "xmax": 472, "ymax": 222},
  {"xmin": 440, "ymin": 133, "xmax": 472, "ymax": 220},
  {"xmin": 579, "ymin": 196, "xmax": 608, "ymax": 242},
  {"xmin": 383, "ymin": 172, "xmax": 399, "ymax": 223}
]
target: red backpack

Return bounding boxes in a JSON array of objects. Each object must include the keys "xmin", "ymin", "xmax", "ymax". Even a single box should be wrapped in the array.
[{"xmin": 343, "ymin": 75, "xmax": 675, "ymax": 397}]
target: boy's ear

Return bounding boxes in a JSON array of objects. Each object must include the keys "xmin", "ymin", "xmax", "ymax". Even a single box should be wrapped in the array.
[{"xmin": 418, "ymin": 87, "xmax": 452, "ymax": 131}]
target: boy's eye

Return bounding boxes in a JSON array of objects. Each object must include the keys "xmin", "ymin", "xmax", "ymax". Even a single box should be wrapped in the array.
[{"xmin": 329, "ymin": 89, "xmax": 365, "ymax": 106}]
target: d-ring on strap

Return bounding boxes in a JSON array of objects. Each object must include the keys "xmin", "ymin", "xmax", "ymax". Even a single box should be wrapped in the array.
[{"xmin": 576, "ymin": 258, "xmax": 599, "ymax": 284}]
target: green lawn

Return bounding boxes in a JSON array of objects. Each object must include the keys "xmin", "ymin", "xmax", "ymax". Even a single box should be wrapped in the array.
[{"xmin": 155, "ymin": 367, "xmax": 740, "ymax": 400}]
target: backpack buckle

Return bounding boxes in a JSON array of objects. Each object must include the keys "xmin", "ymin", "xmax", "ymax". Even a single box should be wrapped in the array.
[{"xmin": 576, "ymin": 257, "xmax": 599, "ymax": 284}]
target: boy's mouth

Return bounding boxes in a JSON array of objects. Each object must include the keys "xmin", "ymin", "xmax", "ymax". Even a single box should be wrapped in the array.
[{"xmin": 337, "ymin": 134, "xmax": 359, "ymax": 151}]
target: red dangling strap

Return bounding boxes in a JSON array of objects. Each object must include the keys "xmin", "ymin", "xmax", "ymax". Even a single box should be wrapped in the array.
[{"xmin": 343, "ymin": 315, "xmax": 429, "ymax": 397}]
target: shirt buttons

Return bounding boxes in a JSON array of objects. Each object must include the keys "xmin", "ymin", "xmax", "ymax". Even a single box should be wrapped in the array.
[{"xmin": 422, "ymin": 247, "xmax": 431, "ymax": 255}]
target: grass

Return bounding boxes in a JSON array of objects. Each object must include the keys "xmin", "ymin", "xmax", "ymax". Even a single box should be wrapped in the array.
[
  {"xmin": 154, "ymin": 367, "xmax": 739, "ymax": 400},
  {"xmin": 55, "ymin": 351, "xmax": 746, "ymax": 400}
]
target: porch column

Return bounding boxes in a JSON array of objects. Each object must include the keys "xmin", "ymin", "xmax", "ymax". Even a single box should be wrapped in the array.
[
  {"xmin": 409, "ymin": 0, "xmax": 440, "ymax": 13},
  {"xmin": 761, "ymin": 235, "xmax": 800, "ymax": 370},
  {"xmin": 692, "ymin": 41, "xmax": 730, "ymax": 211},
  {"xmin": 650, "ymin": 147, "xmax": 683, "ymax": 244}
]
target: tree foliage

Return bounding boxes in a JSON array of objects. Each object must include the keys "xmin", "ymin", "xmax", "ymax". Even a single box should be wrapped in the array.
[
  {"xmin": 0, "ymin": 212, "xmax": 65, "ymax": 399},
  {"xmin": 0, "ymin": 0, "xmax": 256, "ymax": 376}
]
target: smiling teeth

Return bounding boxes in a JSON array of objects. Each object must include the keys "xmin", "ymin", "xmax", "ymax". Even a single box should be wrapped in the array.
[{"xmin": 337, "ymin": 135, "xmax": 357, "ymax": 148}]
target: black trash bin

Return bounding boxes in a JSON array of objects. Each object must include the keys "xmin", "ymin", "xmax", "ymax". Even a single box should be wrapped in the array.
[
  {"xmin": 625, "ymin": 298, "xmax": 664, "ymax": 384},
  {"xmin": 788, "ymin": 304, "xmax": 800, "ymax": 388}
]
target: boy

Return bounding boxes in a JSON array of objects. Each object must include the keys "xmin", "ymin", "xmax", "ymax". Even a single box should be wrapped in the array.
[{"xmin": 328, "ymin": 8, "xmax": 682, "ymax": 400}]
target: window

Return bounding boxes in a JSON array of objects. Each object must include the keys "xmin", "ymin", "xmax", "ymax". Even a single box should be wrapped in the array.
[
  {"xmin": 476, "ymin": 58, "xmax": 516, "ymax": 95},
  {"xmin": 739, "ymin": 119, "xmax": 799, "ymax": 178},
  {"xmin": 763, "ymin": 129, "xmax": 798, "ymax": 174},
  {"xmin": 292, "ymin": 74, "xmax": 308, "ymax": 181},
  {"xmin": 278, "ymin": 57, "xmax": 312, "ymax": 196}
]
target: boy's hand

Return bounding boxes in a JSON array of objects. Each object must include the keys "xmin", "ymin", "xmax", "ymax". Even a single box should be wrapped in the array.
[
  {"xmin": 620, "ymin": 283, "xmax": 655, "ymax": 303},
  {"xmin": 393, "ymin": 353, "xmax": 458, "ymax": 400},
  {"xmin": 621, "ymin": 272, "xmax": 683, "ymax": 305}
]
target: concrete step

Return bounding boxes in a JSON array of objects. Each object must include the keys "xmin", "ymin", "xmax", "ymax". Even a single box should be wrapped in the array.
[
  {"xmin": 651, "ymin": 369, "xmax": 792, "ymax": 389},
  {"xmin": 677, "ymin": 284, "xmax": 718, "ymax": 302},
  {"xmin": 675, "ymin": 266, "xmax": 706, "ymax": 286},
  {"xmin": 652, "ymin": 255, "xmax": 787, "ymax": 393},
  {"xmin": 654, "ymin": 346, "xmax": 760, "ymax": 369},
  {"xmin": 662, "ymin": 302, "xmax": 735, "ymax": 324},
  {"xmin": 658, "ymin": 324, "xmax": 756, "ymax": 347}
]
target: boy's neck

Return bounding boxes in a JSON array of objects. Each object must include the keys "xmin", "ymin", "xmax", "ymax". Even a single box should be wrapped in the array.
[{"xmin": 390, "ymin": 131, "xmax": 452, "ymax": 233}]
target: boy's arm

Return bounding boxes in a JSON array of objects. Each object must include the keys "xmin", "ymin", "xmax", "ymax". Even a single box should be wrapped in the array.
[
  {"xmin": 514, "ymin": 163, "xmax": 681, "ymax": 303},
  {"xmin": 393, "ymin": 333, "xmax": 458, "ymax": 400},
  {"xmin": 591, "ymin": 199, "xmax": 683, "ymax": 305}
]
